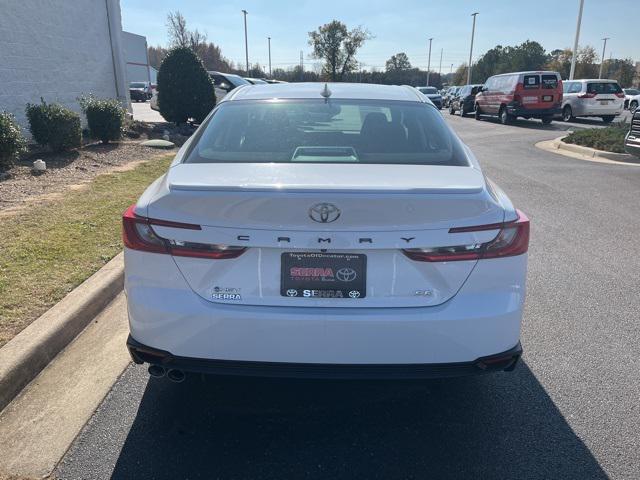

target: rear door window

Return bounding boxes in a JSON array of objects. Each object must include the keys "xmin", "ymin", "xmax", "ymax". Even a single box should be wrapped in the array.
[
  {"xmin": 587, "ymin": 82, "xmax": 623, "ymax": 95},
  {"xmin": 569, "ymin": 82, "xmax": 583, "ymax": 94},
  {"xmin": 523, "ymin": 75, "xmax": 540, "ymax": 90},
  {"xmin": 541, "ymin": 75, "xmax": 558, "ymax": 89}
]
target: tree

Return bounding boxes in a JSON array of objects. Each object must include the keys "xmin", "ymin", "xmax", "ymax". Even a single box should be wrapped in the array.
[
  {"xmin": 148, "ymin": 45, "xmax": 168, "ymax": 70},
  {"xmin": 452, "ymin": 64, "xmax": 468, "ymax": 86},
  {"xmin": 308, "ymin": 20, "xmax": 372, "ymax": 81},
  {"xmin": 157, "ymin": 46, "xmax": 216, "ymax": 124},
  {"xmin": 167, "ymin": 11, "xmax": 207, "ymax": 57},
  {"xmin": 546, "ymin": 48, "xmax": 573, "ymax": 79},
  {"xmin": 603, "ymin": 58, "xmax": 635, "ymax": 87},
  {"xmin": 472, "ymin": 41, "xmax": 548, "ymax": 83},
  {"xmin": 385, "ymin": 53, "xmax": 412, "ymax": 72}
]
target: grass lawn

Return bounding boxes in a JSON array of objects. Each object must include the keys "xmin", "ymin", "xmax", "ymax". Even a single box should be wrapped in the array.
[
  {"xmin": 562, "ymin": 123, "xmax": 628, "ymax": 153},
  {"xmin": 0, "ymin": 154, "xmax": 173, "ymax": 348}
]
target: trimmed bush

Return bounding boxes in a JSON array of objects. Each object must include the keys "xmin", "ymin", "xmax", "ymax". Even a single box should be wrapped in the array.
[
  {"xmin": 0, "ymin": 111, "xmax": 27, "ymax": 170},
  {"xmin": 25, "ymin": 99, "xmax": 82, "ymax": 152},
  {"xmin": 79, "ymin": 95, "xmax": 126, "ymax": 144},
  {"xmin": 158, "ymin": 46, "xmax": 216, "ymax": 124},
  {"xmin": 562, "ymin": 123, "xmax": 628, "ymax": 153}
]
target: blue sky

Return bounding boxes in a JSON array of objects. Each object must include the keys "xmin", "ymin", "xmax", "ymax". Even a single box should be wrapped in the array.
[{"xmin": 121, "ymin": 0, "xmax": 639, "ymax": 72}]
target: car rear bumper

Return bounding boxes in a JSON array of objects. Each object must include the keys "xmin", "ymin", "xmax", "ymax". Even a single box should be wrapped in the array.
[
  {"xmin": 125, "ymin": 250, "xmax": 526, "ymax": 366},
  {"xmin": 507, "ymin": 105, "xmax": 561, "ymax": 117},
  {"xmin": 625, "ymin": 136, "xmax": 640, "ymax": 157},
  {"xmin": 127, "ymin": 335, "xmax": 522, "ymax": 379}
]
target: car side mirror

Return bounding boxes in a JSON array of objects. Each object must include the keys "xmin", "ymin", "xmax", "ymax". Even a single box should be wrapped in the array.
[{"xmin": 219, "ymin": 82, "xmax": 232, "ymax": 92}]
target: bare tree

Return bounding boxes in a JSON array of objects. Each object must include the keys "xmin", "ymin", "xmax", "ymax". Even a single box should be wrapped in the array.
[{"xmin": 167, "ymin": 11, "xmax": 207, "ymax": 56}]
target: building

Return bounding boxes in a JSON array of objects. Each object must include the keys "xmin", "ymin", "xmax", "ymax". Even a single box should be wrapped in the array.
[
  {"xmin": 123, "ymin": 31, "xmax": 156, "ymax": 85},
  {"xmin": 0, "ymin": 0, "xmax": 129, "ymax": 130}
]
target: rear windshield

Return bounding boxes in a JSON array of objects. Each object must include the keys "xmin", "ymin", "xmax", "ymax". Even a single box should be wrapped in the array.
[
  {"xmin": 624, "ymin": 89, "xmax": 639, "ymax": 96},
  {"xmin": 185, "ymin": 99, "xmax": 468, "ymax": 166},
  {"xmin": 541, "ymin": 75, "xmax": 558, "ymax": 89},
  {"xmin": 418, "ymin": 87, "xmax": 438, "ymax": 94},
  {"xmin": 587, "ymin": 82, "xmax": 622, "ymax": 94},
  {"xmin": 523, "ymin": 75, "xmax": 540, "ymax": 89},
  {"xmin": 130, "ymin": 82, "xmax": 146, "ymax": 88}
]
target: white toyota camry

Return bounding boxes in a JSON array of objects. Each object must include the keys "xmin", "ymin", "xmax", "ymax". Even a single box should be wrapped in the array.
[{"xmin": 124, "ymin": 82, "xmax": 529, "ymax": 382}]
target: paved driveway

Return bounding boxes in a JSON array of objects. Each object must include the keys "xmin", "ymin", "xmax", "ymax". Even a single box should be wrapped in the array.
[
  {"xmin": 56, "ymin": 115, "xmax": 640, "ymax": 480},
  {"xmin": 131, "ymin": 101, "xmax": 166, "ymax": 123}
]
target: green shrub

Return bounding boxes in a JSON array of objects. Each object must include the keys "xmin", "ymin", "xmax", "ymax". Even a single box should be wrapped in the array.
[
  {"xmin": 79, "ymin": 95, "xmax": 126, "ymax": 144},
  {"xmin": 562, "ymin": 123, "xmax": 628, "ymax": 153},
  {"xmin": 25, "ymin": 99, "xmax": 82, "ymax": 152},
  {"xmin": 0, "ymin": 111, "xmax": 27, "ymax": 170},
  {"xmin": 157, "ymin": 46, "xmax": 216, "ymax": 124}
]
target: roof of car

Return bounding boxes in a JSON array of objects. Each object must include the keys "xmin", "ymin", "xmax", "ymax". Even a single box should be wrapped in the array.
[
  {"xmin": 491, "ymin": 71, "xmax": 560, "ymax": 76},
  {"xmin": 224, "ymin": 82, "xmax": 425, "ymax": 102},
  {"xmin": 569, "ymin": 78, "xmax": 619, "ymax": 82}
]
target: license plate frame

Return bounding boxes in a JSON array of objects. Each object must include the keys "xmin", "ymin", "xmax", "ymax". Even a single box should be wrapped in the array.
[
  {"xmin": 281, "ymin": 252, "xmax": 367, "ymax": 299},
  {"xmin": 542, "ymin": 95, "xmax": 553, "ymax": 102}
]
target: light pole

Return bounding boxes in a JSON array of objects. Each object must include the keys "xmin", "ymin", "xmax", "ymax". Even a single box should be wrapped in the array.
[
  {"xmin": 438, "ymin": 48, "xmax": 443, "ymax": 77},
  {"xmin": 569, "ymin": 0, "xmax": 584, "ymax": 80},
  {"xmin": 467, "ymin": 12, "xmax": 478, "ymax": 84},
  {"xmin": 268, "ymin": 36, "xmax": 272, "ymax": 77},
  {"xmin": 426, "ymin": 37, "xmax": 433, "ymax": 86},
  {"xmin": 242, "ymin": 9, "xmax": 249, "ymax": 74},
  {"xmin": 599, "ymin": 37, "xmax": 610, "ymax": 79}
]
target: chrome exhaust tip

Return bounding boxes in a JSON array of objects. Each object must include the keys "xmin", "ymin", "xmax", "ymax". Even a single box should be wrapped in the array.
[
  {"xmin": 167, "ymin": 369, "xmax": 186, "ymax": 383},
  {"xmin": 148, "ymin": 365, "xmax": 166, "ymax": 378}
]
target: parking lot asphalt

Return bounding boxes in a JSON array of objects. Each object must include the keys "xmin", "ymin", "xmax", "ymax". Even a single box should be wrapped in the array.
[{"xmin": 55, "ymin": 114, "xmax": 640, "ymax": 480}]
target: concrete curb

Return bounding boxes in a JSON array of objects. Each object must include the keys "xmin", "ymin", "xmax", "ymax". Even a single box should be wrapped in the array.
[
  {"xmin": 536, "ymin": 136, "xmax": 640, "ymax": 166},
  {"xmin": 0, "ymin": 253, "xmax": 124, "ymax": 412}
]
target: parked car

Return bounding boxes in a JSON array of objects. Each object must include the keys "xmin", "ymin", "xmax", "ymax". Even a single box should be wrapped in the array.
[
  {"xmin": 262, "ymin": 78, "xmax": 288, "ymax": 84},
  {"xmin": 129, "ymin": 82, "xmax": 152, "ymax": 102},
  {"xmin": 416, "ymin": 86, "xmax": 442, "ymax": 109},
  {"xmin": 624, "ymin": 109, "xmax": 640, "ymax": 158},
  {"xmin": 474, "ymin": 71, "xmax": 562, "ymax": 125},
  {"xmin": 442, "ymin": 86, "xmax": 460, "ymax": 107},
  {"xmin": 624, "ymin": 90, "xmax": 640, "ymax": 114},
  {"xmin": 208, "ymin": 71, "xmax": 251, "ymax": 100},
  {"xmin": 123, "ymin": 82, "xmax": 529, "ymax": 382},
  {"xmin": 623, "ymin": 88, "xmax": 640, "ymax": 110},
  {"xmin": 244, "ymin": 77, "xmax": 268, "ymax": 84},
  {"xmin": 449, "ymin": 84, "xmax": 483, "ymax": 117},
  {"xmin": 561, "ymin": 79, "xmax": 624, "ymax": 123},
  {"xmin": 150, "ymin": 90, "xmax": 159, "ymax": 111}
]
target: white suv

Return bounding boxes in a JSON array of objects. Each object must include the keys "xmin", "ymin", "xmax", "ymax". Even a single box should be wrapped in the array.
[
  {"xmin": 561, "ymin": 79, "xmax": 625, "ymax": 122},
  {"xmin": 124, "ymin": 83, "xmax": 529, "ymax": 382}
]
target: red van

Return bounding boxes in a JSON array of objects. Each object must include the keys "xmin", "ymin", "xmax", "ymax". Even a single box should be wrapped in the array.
[{"xmin": 474, "ymin": 71, "xmax": 563, "ymax": 125}]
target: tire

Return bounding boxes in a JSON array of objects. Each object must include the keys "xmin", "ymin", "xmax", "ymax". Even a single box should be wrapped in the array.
[
  {"xmin": 562, "ymin": 105, "xmax": 573, "ymax": 122},
  {"xmin": 541, "ymin": 116, "xmax": 553, "ymax": 125},
  {"xmin": 630, "ymin": 101, "xmax": 638, "ymax": 114},
  {"xmin": 459, "ymin": 103, "xmax": 466, "ymax": 117},
  {"xmin": 601, "ymin": 115, "xmax": 615, "ymax": 123},
  {"xmin": 499, "ymin": 106, "xmax": 511, "ymax": 125},
  {"xmin": 449, "ymin": 104, "xmax": 456, "ymax": 115},
  {"xmin": 474, "ymin": 104, "xmax": 481, "ymax": 120}
]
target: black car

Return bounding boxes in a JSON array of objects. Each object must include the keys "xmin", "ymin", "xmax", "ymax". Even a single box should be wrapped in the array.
[
  {"xmin": 129, "ymin": 82, "xmax": 152, "ymax": 102},
  {"xmin": 625, "ymin": 109, "xmax": 640, "ymax": 158},
  {"xmin": 449, "ymin": 84, "xmax": 483, "ymax": 117},
  {"xmin": 416, "ymin": 86, "xmax": 442, "ymax": 109}
]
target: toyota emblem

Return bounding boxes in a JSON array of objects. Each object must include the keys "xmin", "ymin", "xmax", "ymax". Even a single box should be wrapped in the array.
[
  {"xmin": 336, "ymin": 268, "xmax": 357, "ymax": 282},
  {"xmin": 309, "ymin": 203, "xmax": 341, "ymax": 223}
]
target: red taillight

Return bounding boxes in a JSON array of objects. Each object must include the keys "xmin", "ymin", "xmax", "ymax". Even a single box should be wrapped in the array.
[
  {"xmin": 403, "ymin": 210, "xmax": 529, "ymax": 262},
  {"xmin": 122, "ymin": 204, "xmax": 246, "ymax": 259},
  {"xmin": 615, "ymin": 92, "xmax": 625, "ymax": 98},
  {"xmin": 578, "ymin": 92, "xmax": 596, "ymax": 99}
]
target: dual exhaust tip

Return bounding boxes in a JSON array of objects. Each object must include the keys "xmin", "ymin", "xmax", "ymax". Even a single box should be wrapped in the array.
[{"xmin": 148, "ymin": 365, "xmax": 185, "ymax": 383}]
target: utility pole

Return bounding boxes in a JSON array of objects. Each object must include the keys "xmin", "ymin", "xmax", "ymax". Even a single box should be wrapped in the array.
[
  {"xmin": 268, "ymin": 37, "xmax": 272, "ymax": 77},
  {"xmin": 438, "ymin": 48, "xmax": 443, "ymax": 77},
  {"xmin": 450, "ymin": 63, "xmax": 453, "ymax": 75},
  {"xmin": 467, "ymin": 12, "xmax": 479, "ymax": 84},
  {"xmin": 242, "ymin": 10, "xmax": 249, "ymax": 74},
  {"xmin": 599, "ymin": 37, "xmax": 610, "ymax": 79},
  {"xmin": 569, "ymin": 0, "xmax": 584, "ymax": 80},
  {"xmin": 426, "ymin": 37, "xmax": 433, "ymax": 86},
  {"xmin": 299, "ymin": 50, "xmax": 304, "ymax": 82}
]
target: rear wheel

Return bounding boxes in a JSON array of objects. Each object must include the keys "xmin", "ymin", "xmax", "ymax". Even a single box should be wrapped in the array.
[
  {"xmin": 630, "ymin": 101, "xmax": 638, "ymax": 114},
  {"xmin": 459, "ymin": 103, "xmax": 466, "ymax": 117},
  {"xmin": 541, "ymin": 116, "xmax": 553, "ymax": 125},
  {"xmin": 499, "ymin": 106, "xmax": 512, "ymax": 125},
  {"xmin": 474, "ymin": 104, "xmax": 481, "ymax": 120},
  {"xmin": 562, "ymin": 105, "xmax": 573, "ymax": 122},
  {"xmin": 601, "ymin": 115, "xmax": 615, "ymax": 123},
  {"xmin": 449, "ymin": 104, "xmax": 456, "ymax": 115}
]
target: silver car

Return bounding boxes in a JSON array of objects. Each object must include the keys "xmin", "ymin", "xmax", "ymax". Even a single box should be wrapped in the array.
[{"xmin": 561, "ymin": 79, "xmax": 625, "ymax": 123}]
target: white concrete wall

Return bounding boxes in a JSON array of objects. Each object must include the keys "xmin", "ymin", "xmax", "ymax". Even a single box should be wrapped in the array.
[{"xmin": 0, "ymin": 0, "xmax": 128, "ymax": 130}]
